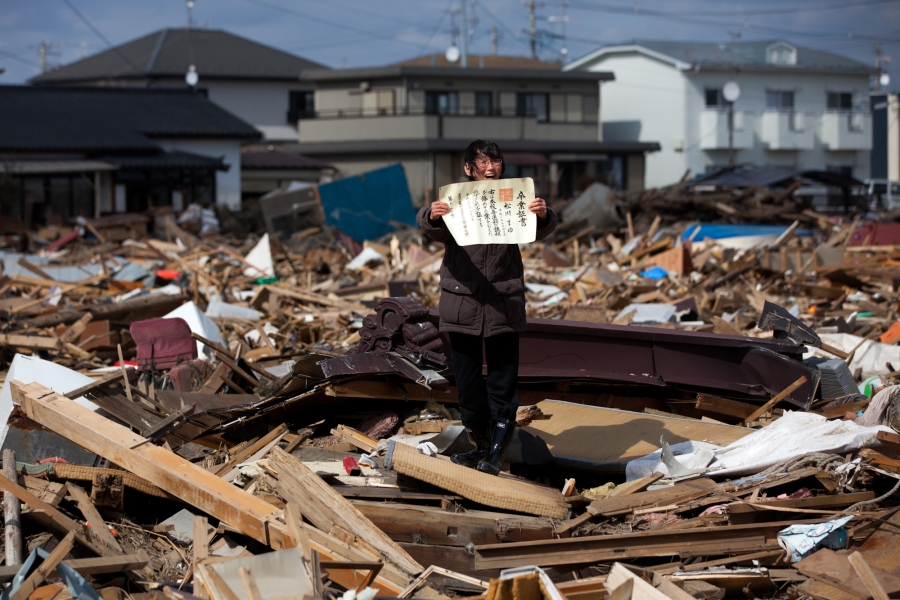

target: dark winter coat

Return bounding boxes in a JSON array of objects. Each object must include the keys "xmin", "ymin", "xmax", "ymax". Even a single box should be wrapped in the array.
[{"xmin": 416, "ymin": 204, "xmax": 558, "ymax": 338}]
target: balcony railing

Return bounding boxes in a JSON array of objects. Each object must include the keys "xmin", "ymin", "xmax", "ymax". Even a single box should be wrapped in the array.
[
  {"xmin": 699, "ymin": 109, "xmax": 755, "ymax": 150},
  {"xmin": 297, "ymin": 112, "xmax": 599, "ymax": 144},
  {"xmin": 760, "ymin": 110, "xmax": 814, "ymax": 150},
  {"xmin": 303, "ymin": 105, "xmax": 597, "ymax": 125},
  {"xmin": 821, "ymin": 111, "xmax": 871, "ymax": 151}
]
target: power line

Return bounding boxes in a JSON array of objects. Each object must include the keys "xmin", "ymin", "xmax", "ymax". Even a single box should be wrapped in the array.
[
  {"xmin": 418, "ymin": 0, "xmax": 457, "ymax": 56},
  {"xmin": 0, "ymin": 48, "xmax": 42, "ymax": 69},
  {"xmin": 240, "ymin": 0, "xmax": 429, "ymax": 50},
  {"xmin": 61, "ymin": 0, "xmax": 143, "ymax": 74},
  {"xmin": 566, "ymin": 0, "xmax": 900, "ymax": 19}
]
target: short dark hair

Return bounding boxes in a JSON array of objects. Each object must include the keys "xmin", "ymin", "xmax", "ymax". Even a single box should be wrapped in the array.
[{"xmin": 464, "ymin": 139, "xmax": 504, "ymax": 181}]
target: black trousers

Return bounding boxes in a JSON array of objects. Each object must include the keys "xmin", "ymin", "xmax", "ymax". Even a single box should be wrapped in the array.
[{"xmin": 448, "ymin": 331, "xmax": 520, "ymax": 428}]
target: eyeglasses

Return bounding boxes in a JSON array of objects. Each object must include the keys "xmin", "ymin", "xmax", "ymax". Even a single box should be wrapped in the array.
[{"xmin": 473, "ymin": 157, "xmax": 503, "ymax": 168}]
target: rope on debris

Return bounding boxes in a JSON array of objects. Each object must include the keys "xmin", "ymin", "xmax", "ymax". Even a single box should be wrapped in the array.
[
  {"xmin": 847, "ymin": 478, "xmax": 900, "ymax": 512},
  {"xmin": 755, "ymin": 452, "xmax": 845, "ymax": 477}
]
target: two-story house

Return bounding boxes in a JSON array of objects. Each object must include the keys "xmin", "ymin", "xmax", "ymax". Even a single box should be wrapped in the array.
[
  {"xmin": 565, "ymin": 40, "xmax": 876, "ymax": 188},
  {"xmin": 30, "ymin": 28, "xmax": 326, "ymax": 143},
  {"xmin": 287, "ymin": 54, "xmax": 660, "ymax": 204}
]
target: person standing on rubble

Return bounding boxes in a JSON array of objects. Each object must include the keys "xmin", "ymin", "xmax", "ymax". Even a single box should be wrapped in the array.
[{"xmin": 416, "ymin": 139, "xmax": 558, "ymax": 476}]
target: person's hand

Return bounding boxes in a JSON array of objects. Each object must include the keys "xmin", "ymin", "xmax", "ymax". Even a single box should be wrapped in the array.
[
  {"xmin": 529, "ymin": 197, "xmax": 548, "ymax": 219},
  {"xmin": 429, "ymin": 200, "xmax": 450, "ymax": 221}
]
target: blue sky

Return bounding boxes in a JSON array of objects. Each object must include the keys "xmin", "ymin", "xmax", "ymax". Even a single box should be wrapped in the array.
[{"xmin": 1, "ymin": 0, "xmax": 899, "ymax": 88}]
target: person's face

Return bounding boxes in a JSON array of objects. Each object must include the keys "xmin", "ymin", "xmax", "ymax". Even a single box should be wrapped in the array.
[{"xmin": 465, "ymin": 153, "xmax": 502, "ymax": 181}]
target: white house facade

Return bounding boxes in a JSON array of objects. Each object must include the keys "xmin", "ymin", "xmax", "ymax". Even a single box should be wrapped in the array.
[{"xmin": 565, "ymin": 41, "xmax": 875, "ymax": 188}]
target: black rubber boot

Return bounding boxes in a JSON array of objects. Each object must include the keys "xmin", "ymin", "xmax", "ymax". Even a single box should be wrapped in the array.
[
  {"xmin": 450, "ymin": 426, "xmax": 490, "ymax": 469},
  {"xmin": 477, "ymin": 419, "xmax": 516, "ymax": 476}
]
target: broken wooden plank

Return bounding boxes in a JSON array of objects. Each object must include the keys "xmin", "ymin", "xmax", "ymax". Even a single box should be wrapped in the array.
[
  {"xmin": 741, "ymin": 376, "xmax": 808, "ymax": 426},
  {"xmin": 214, "ymin": 423, "xmax": 289, "ymax": 476},
  {"xmin": 385, "ymin": 440, "xmax": 568, "ymax": 519},
  {"xmin": 695, "ymin": 394, "xmax": 755, "ymax": 419},
  {"xmin": 587, "ymin": 478, "xmax": 718, "ymax": 517},
  {"xmin": 0, "ymin": 553, "xmax": 149, "ymax": 583},
  {"xmin": 0, "ymin": 472, "xmax": 118, "ymax": 558},
  {"xmin": 849, "ymin": 551, "xmax": 891, "ymax": 600},
  {"xmin": 22, "ymin": 475, "xmax": 66, "ymax": 506},
  {"xmin": 10, "ymin": 380, "xmax": 283, "ymax": 548},
  {"xmin": 330, "ymin": 425, "xmax": 377, "ymax": 454},
  {"xmin": 351, "ymin": 500, "xmax": 558, "ymax": 547},
  {"xmin": 267, "ymin": 446, "xmax": 423, "ymax": 578},
  {"xmin": 555, "ymin": 472, "xmax": 665, "ymax": 534},
  {"xmin": 65, "ymin": 482, "xmax": 124, "ymax": 554},
  {"xmin": 474, "ymin": 519, "xmax": 833, "ymax": 570},
  {"xmin": 796, "ymin": 549, "xmax": 900, "ymax": 599}
]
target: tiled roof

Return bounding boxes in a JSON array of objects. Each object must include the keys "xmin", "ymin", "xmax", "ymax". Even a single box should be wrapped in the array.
[
  {"xmin": 31, "ymin": 28, "xmax": 327, "ymax": 84},
  {"xmin": 0, "ymin": 86, "xmax": 260, "ymax": 152}
]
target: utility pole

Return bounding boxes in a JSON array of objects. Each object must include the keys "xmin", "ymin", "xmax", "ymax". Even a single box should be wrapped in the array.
[
  {"xmin": 527, "ymin": 0, "xmax": 537, "ymax": 59},
  {"xmin": 460, "ymin": 0, "xmax": 468, "ymax": 68},
  {"xmin": 491, "ymin": 26, "xmax": 498, "ymax": 55}
]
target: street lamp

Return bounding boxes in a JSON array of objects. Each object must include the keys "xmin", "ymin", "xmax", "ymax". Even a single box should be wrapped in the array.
[{"xmin": 723, "ymin": 81, "xmax": 741, "ymax": 167}]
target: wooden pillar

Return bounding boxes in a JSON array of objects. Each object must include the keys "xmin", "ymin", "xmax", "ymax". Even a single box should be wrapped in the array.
[{"xmin": 3, "ymin": 449, "xmax": 23, "ymax": 566}]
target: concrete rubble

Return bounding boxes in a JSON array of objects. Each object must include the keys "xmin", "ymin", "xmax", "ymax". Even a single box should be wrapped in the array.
[{"xmin": 1, "ymin": 188, "xmax": 900, "ymax": 600}]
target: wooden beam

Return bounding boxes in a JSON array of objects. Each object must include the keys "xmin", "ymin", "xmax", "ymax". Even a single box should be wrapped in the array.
[
  {"xmin": 65, "ymin": 482, "xmax": 124, "ymax": 554},
  {"xmin": 695, "ymin": 394, "xmax": 755, "ymax": 419},
  {"xmin": 214, "ymin": 423, "xmax": 288, "ymax": 476},
  {"xmin": 0, "ymin": 334, "xmax": 60, "ymax": 351},
  {"xmin": 0, "ymin": 472, "xmax": 117, "ymax": 558},
  {"xmin": 268, "ymin": 446, "xmax": 423, "ymax": 578},
  {"xmin": 849, "ymin": 551, "xmax": 891, "ymax": 600},
  {"xmin": 741, "ymin": 376, "xmax": 807, "ymax": 426},
  {"xmin": 0, "ymin": 553, "xmax": 150, "ymax": 583},
  {"xmin": 10, "ymin": 380, "xmax": 283, "ymax": 548}
]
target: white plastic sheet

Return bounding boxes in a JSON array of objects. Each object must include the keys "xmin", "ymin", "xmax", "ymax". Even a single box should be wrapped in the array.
[
  {"xmin": 807, "ymin": 333, "xmax": 900, "ymax": 379},
  {"xmin": 626, "ymin": 411, "xmax": 892, "ymax": 481}
]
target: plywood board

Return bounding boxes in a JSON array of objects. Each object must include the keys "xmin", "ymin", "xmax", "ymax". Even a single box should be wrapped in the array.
[
  {"xmin": 385, "ymin": 440, "xmax": 567, "ymax": 519},
  {"xmin": 523, "ymin": 400, "xmax": 750, "ymax": 463}
]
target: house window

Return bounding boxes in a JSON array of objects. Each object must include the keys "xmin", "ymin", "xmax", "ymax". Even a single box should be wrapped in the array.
[
  {"xmin": 426, "ymin": 91, "xmax": 458, "ymax": 115},
  {"xmin": 476, "ymin": 92, "xmax": 493, "ymax": 116},
  {"xmin": 288, "ymin": 91, "xmax": 315, "ymax": 123},
  {"xmin": 766, "ymin": 90, "xmax": 794, "ymax": 111},
  {"xmin": 516, "ymin": 93, "xmax": 548, "ymax": 122},
  {"xmin": 827, "ymin": 92, "xmax": 853, "ymax": 111},
  {"xmin": 705, "ymin": 88, "xmax": 732, "ymax": 109}
]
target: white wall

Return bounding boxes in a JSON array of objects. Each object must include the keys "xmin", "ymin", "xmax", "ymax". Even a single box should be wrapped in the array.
[
  {"xmin": 157, "ymin": 139, "xmax": 243, "ymax": 210},
  {"xmin": 582, "ymin": 52, "xmax": 687, "ymax": 188},
  {"xmin": 203, "ymin": 81, "xmax": 310, "ymax": 142},
  {"xmin": 684, "ymin": 70, "xmax": 871, "ymax": 180},
  {"xmin": 571, "ymin": 50, "xmax": 872, "ymax": 187}
]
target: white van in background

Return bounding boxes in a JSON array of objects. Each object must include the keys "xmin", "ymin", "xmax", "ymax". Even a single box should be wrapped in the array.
[{"xmin": 865, "ymin": 179, "xmax": 900, "ymax": 210}]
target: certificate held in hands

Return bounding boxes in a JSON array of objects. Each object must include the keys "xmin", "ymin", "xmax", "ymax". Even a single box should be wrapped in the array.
[{"xmin": 436, "ymin": 177, "xmax": 536, "ymax": 246}]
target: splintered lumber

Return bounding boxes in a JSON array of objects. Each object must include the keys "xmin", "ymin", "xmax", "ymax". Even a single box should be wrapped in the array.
[
  {"xmin": 796, "ymin": 549, "xmax": 900, "ymax": 598},
  {"xmin": 0, "ymin": 472, "xmax": 119, "ymax": 558},
  {"xmin": 267, "ymin": 446, "xmax": 423, "ymax": 577},
  {"xmin": 9, "ymin": 381, "xmax": 407, "ymax": 596},
  {"xmin": 587, "ymin": 478, "xmax": 718, "ymax": 517},
  {"xmin": 555, "ymin": 472, "xmax": 665, "ymax": 534},
  {"xmin": 385, "ymin": 440, "xmax": 568, "ymax": 519},
  {"xmin": 523, "ymin": 401, "xmax": 750, "ymax": 465},
  {"xmin": 351, "ymin": 500, "xmax": 558, "ymax": 547},
  {"xmin": 849, "ymin": 552, "xmax": 891, "ymax": 600},
  {"xmin": 741, "ymin": 376, "xmax": 808, "ymax": 426},
  {"xmin": 474, "ymin": 519, "xmax": 833, "ymax": 570},
  {"xmin": 330, "ymin": 425, "xmax": 378, "ymax": 453},
  {"xmin": 0, "ymin": 334, "xmax": 59, "ymax": 351},
  {"xmin": 14, "ymin": 292, "xmax": 189, "ymax": 330},
  {"xmin": 11, "ymin": 380, "xmax": 282, "ymax": 546},
  {"xmin": 0, "ymin": 553, "xmax": 150, "ymax": 583},
  {"xmin": 65, "ymin": 482, "xmax": 124, "ymax": 554}
]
